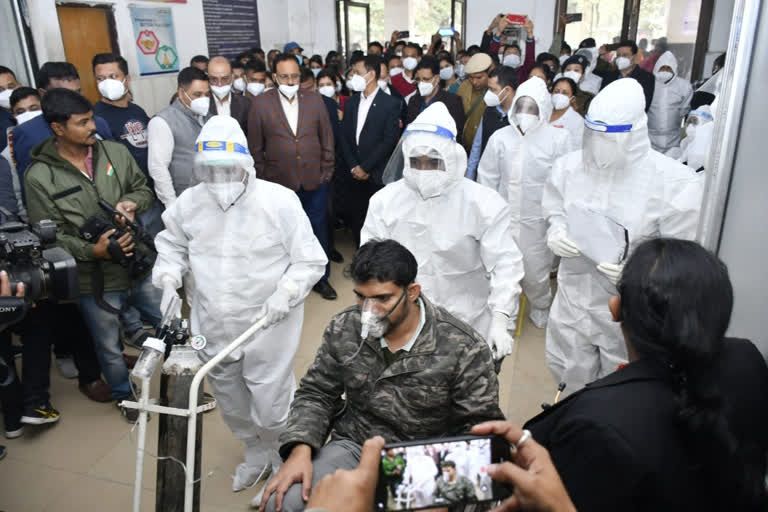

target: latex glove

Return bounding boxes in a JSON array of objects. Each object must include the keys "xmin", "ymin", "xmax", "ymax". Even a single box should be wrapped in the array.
[
  {"xmin": 547, "ymin": 229, "xmax": 582, "ymax": 258},
  {"xmin": 160, "ymin": 276, "xmax": 181, "ymax": 319},
  {"xmin": 486, "ymin": 312, "xmax": 514, "ymax": 360},
  {"xmin": 260, "ymin": 286, "xmax": 293, "ymax": 328},
  {"xmin": 597, "ymin": 262, "xmax": 624, "ymax": 285}
]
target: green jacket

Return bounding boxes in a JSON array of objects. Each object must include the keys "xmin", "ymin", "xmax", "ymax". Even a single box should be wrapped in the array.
[
  {"xmin": 279, "ymin": 296, "xmax": 504, "ymax": 458},
  {"xmin": 25, "ymin": 137, "xmax": 154, "ymax": 295}
]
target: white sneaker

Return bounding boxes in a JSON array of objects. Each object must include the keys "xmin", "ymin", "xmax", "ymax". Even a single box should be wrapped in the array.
[
  {"xmin": 233, "ymin": 462, "xmax": 272, "ymax": 492},
  {"xmin": 529, "ymin": 308, "xmax": 550, "ymax": 329},
  {"xmin": 55, "ymin": 356, "xmax": 78, "ymax": 379}
]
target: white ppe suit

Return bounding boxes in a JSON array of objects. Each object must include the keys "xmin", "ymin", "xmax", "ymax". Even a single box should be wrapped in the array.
[
  {"xmin": 574, "ymin": 48, "xmax": 603, "ymax": 95},
  {"xmin": 542, "ymin": 78, "xmax": 704, "ymax": 394},
  {"xmin": 478, "ymin": 77, "xmax": 572, "ymax": 323},
  {"xmin": 678, "ymin": 105, "xmax": 714, "ymax": 171},
  {"xmin": 648, "ymin": 51, "xmax": 693, "ymax": 153},
  {"xmin": 152, "ymin": 116, "xmax": 327, "ymax": 486},
  {"xmin": 361, "ymin": 103, "xmax": 524, "ymax": 349}
]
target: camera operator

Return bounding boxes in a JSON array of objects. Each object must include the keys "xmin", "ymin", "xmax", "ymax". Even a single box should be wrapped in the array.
[{"xmin": 24, "ymin": 88, "xmax": 161, "ymax": 422}]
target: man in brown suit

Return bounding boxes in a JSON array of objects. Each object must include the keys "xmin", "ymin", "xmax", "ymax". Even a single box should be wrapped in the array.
[{"xmin": 247, "ymin": 54, "xmax": 338, "ymax": 300}]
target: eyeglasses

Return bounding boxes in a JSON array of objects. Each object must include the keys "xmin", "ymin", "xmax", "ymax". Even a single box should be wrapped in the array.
[
  {"xmin": 276, "ymin": 73, "xmax": 301, "ymax": 81},
  {"xmin": 209, "ymin": 76, "xmax": 233, "ymax": 86}
]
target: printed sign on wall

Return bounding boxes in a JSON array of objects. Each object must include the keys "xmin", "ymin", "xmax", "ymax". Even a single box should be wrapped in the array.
[
  {"xmin": 129, "ymin": 6, "xmax": 180, "ymax": 76},
  {"xmin": 202, "ymin": 0, "xmax": 260, "ymax": 59}
]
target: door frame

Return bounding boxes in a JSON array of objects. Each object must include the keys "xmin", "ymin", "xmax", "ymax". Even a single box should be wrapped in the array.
[{"xmin": 336, "ymin": 0, "xmax": 370, "ymax": 62}]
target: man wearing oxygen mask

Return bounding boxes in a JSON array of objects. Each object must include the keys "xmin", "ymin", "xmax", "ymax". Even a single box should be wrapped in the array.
[
  {"xmin": 361, "ymin": 102, "xmax": 524, "ymax": 366},
  {"xmin": 152, "ymin": 116, "xmax": 327, "ymax": 495},
  {"xmin": 259, "ymin": 239, "xmax": 503, "ymax": 512},
  {"xmin": 542, "ymin": 78, "xmax": 703, "ymax": 395},
  {"xmin": 478, "ymin": 77, "xmax": 572, "ymax": 330}
]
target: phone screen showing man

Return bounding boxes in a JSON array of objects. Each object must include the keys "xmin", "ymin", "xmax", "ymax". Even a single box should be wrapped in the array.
[{"xmin": 376, "ymin": 436, "xmax": 508, "ymax": 511}]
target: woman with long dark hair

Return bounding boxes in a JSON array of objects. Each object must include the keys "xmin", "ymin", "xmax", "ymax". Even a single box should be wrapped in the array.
[{"xmin": 525, "ymin": 238, "xmax": 768, "ymax": 511}]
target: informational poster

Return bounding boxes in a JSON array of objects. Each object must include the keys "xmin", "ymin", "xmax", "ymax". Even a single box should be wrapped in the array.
[
  {"xmin": 129, "ymin": 6, "xmax": 180, "ymax": 76},
  {"xmin": 202, "ymin": 0, "xmax": 260, "ymax": 59}
]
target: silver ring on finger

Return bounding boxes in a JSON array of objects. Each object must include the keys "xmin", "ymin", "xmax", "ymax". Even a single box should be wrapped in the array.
[{"xmin": 515, "ymin": 429, "xmax": 532, "ymax": 450}]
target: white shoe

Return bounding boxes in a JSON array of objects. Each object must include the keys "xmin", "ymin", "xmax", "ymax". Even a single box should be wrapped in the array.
[
  {"xmin": 233, "ymin": 462, "xmax": 272, "ymax": 492},
  {"xmin": 55, "ymin": 356, "xmax": 78, "ymax": 379},
  {"xmin": 529, "ymin": 308, "xmax": 549, "ymax": 329}
]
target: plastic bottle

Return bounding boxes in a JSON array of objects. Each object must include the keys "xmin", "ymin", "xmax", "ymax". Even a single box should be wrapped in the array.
[{"xmin": 131, "ymin": 337, "xmax": 167, "ymax": 380}]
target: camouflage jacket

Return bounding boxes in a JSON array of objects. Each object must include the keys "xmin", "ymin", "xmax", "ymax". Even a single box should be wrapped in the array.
[
  {"xmin": 279, "ymin": 295, "xmax": 504, "ymax": 458},
  {"xmin": 435, "ymin": 475, "xmax": 477, "ymax": 504}
]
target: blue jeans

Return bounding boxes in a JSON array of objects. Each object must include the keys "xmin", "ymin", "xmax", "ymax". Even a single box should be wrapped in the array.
[
  {"xmin": 79, "ymin": 275, "xmax": 163, "ymax": 400},
  {"xmin": 296, "ymin": 183, "xmax": 330, "ymax": 281}
]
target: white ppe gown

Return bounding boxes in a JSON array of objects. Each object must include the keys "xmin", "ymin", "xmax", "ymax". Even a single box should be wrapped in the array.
[
  {"xmin": 647, "ymin": 51, "xmax": 693, "ymax": 154},
  {"xmin": 542, "ymin": 79, "xmax": 704, "ymax": 394},
  {"xmin": 152, "ymin": 174, "xmax": 327, "ymax": 460},
  {"xmin": 478, "ymin": 77, "xmax": 572, "ymax": 313},
  {"xmin": 550, "ymin": 106, "xmax": 584, "ymax": 152}
]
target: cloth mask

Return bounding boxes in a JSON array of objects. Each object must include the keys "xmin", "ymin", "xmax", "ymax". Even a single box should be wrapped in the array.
[
  {"xmin": 0, "ymin": 89, "xmax": 12, "ymax": 110},
  {"xmin": 656, "ymin": 71, "xmax": 674, "ymax": 83},
  {"xmin": 15, "ymin": 110, "xmax": 42, "ymax": 125},
  {"xmin": 207, "ymin": 181, "xmax": 245, "ymax": 210},
  {"xmin": 233, "ymin": 78, "xmax": 246, "ymax": 92},
  {"xmin": 563, "ymin": 70, "xmax": 582, "ymax": 83},
  {"xmin": 247, "ymin": 82, "xmax": 265, "ymax": 96},
  {"xmin": 278, "ymin": 83, "xmax": 299, "ymax": 99},
  {"xmin": 98, "ymin": 79, "xmax": 127, "ymax": 101},
  {"xmin": 551, "ymin": 93, "xmax": 570, "ymax": 110},
  {"xmin": 403, "ymin": 57, "xmax": 418, "ymax": 71},
  {"xmin": 184, "ymin": 91, "xmax": 210, "ymax": 116},
  {"xmin": 515, "ymin": 113, "xmax": 538, "ymax": 134},
  {"xmin": 210, "ymin": 84, "xmax": 232, "ymax": 100},
  {"xmin": 439, "ymin": 66, "xmax": 454, "ymax": 80},
  {"xmin": 377, "ymin": 79, "xmax": 388, "ymax": 91},
  {"xmin": 389, "ymin": 67, "xmax": 404, "ymax": 77},
  {"xmin": 403, "ymin": 167, "xmax": 452, "ymax": 199},
  {"xmin": 318, "ymin": 85, "xmax": 336, "ymax": 98},
  {"xmin": 311, "ymin": 68, "xmax": 321, "ymax": 78},
  {"xmin": 503, "ymin": 54, "xmax": 522, "ymax": 68},
  {"xmin": 349, "ymin": 73, "xmax": 368, "ymax": 92},
  {"xmin": 418, "ymin": 81, "xmax": 435, "ymax": 97},
  {"xmin": 615, "ymin": 56, "xmax": 632, "ymax": 71}
]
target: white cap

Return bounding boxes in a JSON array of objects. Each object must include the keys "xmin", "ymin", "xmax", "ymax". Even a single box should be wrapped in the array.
[
  {"xmin": 142, "ymin": 337, "xmax": 167, "ymax": 353},
  {"xmin": 194, "ymin": 115, "xmax": 254, "ymax": 168}
]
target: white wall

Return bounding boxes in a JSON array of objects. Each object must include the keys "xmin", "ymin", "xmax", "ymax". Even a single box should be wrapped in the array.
[
  {"xmin": 465, "ymin": 0, "xmax": 557, "ymax": 57},
  {"xmin": 26, "ymin": 0, "xmax": 209, "ymax": 116},
  {"xmin": 258, "ymin": 0, "xmax": 337, "ymax": 57}
]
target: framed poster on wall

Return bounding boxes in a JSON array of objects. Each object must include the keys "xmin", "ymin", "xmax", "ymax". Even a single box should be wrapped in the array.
[
  {"xmin": 202, "ymin": 0, "xmax": 260, "ymax": 58},
  {"xmin": 129, "ymin": 6, "xmax": 180, "ymax": 75}
]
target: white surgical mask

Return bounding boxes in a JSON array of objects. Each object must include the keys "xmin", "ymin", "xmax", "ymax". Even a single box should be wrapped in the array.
[
  {"xmin": 207, "ymin": 181, "xmax": 246, "ymax": 211},
  {"xmin": 559, "ymin": 54, "xmax": 570, "ymax": 65},
  {"xmin": 503, "ymin": 54, "xmax": 522, "ymax": 68},
  {"xmin": 233, "ymin": 78, "xmax": 246, "ymax": 92},
  {"xmin": 417, "ymin": 81, "xmax": 435, "ymax": 97},
  {"xmin": 184, "ymin": 90, "xmax": 210, "ymax": 116},
  {"xmin": 483, "ymin": 89, "xmax": 503, "ymax": 107},
  {"xmin": 403, "ymin": 57, "xmax": 418, "ymax": 71},
  {"xmin": 551, "ymin": 93, "xmax": 570, "ymax": 110},
  {"xmin": 389, "ymin": 67, "xmax": 404, "ymax": 77},
  {"xmin": 278, "ymin": 83, "xmax": 299, "ymax": 99},
  {"xmin": 656, "ymin": 70, "xmax": 673, "ymax": 83},
  {"xmin": 563, "ymin": 70, "xmax": 582, "ymax": 83},
  {"xmin": 311, "ymin": 68, "xmax": 321, "ymax": 78},
  {"xmin": 377, "ymin": 79, "xmax": 388, "ymax": 91},
  {"xmin": 335, "ymin": 81, "xmax": 342, "ymax": 92},
  {"xmin": 616, "ymin": 56, "xmax": 632, "ymax": 71},
  {"xmin": 318, "ymin": 85, "xmax": 336, "ymax": 98},
  {"xmin": 15, "ymin": 110, "xmax": 42, "ymax": 125},
  {"xmin": 396, "ymin": 51, "xmax": 403, "ymax": 57},
  {"xmin": 515, "ymin": 113, "xmax": 538, "ymax": 134},
  {"xmin": 349, "ymin": 73, "xmax": 368, "ymax": 92},
  {"xmin": 0, "ymin": 89, "xmax": 12, "ymax": 110},
  {"xmin": 98, "ymin": 79, "xmax": 126, "ymax": 101},
  {"xmin": 247, "ymin": 82, "xmax": 265, "ymax": 96},
  {"xmin": 439, "ymin": 66, "xmax": 454, "ymax": 80},
  {"xmin": 210, "ymin": 84, "xmax": 232, "ymax": 100}
]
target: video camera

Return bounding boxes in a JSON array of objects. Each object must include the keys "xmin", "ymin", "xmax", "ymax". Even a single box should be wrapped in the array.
[
  {"xmin": 0, "ymin": 219, "xmax": 78, "ymax": 325},
  {"xmin": 80, "ymin": 199, "xmax": 156, "ymax": 279}
]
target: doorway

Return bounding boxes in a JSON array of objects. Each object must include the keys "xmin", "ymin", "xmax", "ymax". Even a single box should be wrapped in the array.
[{"xmin": 56, "ymin": 4, "xmax": 118, "ymax": 102}]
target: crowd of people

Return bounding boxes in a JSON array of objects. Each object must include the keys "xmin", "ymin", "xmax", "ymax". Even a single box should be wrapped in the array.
[{"xmin": 0, "ymin": 8, "xmax": 766, "ymax": 512}]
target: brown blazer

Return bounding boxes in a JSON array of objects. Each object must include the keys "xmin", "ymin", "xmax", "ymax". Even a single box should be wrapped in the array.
[{"xmin": 247, "ymin": 88, "xmax": 335, "ymax": 191}]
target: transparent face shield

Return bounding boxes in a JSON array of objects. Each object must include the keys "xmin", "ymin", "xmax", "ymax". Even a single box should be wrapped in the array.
[
  {"xmin": 408, "ymin": 146, "xmax": 446, "ymax": 171},
  {"xmin": 512, "ymin": 96, "xmax": 540, "ymax": 134},
  {"xmin": 583, "ymin": 128, "xmax": 631, "ymax": 170},
  {"xmin": 193, "ymin": 163, "xmax": 247, "ymax": 184}
]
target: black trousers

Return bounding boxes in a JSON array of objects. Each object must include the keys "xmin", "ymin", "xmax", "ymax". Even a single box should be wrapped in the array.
[{"xmin": 334, "ymin": 174, "xmax": 384, "ymax": 248}]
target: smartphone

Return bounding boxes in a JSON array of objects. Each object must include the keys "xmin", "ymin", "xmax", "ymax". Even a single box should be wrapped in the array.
[
  {"xmin": 506, "ymin": 14, "xmax": 526, "ymax": 25},
  {"xmin": 565, "ymin": 12, "xmax": 583, "ymax": 23},
  {"xmin": 375, "ymin": 435, "xmax": 513, "ymax": 511},
  {"xmin": 397, "ymin": 30, "xmax": 410, "ymax": 39},
  {"xmin": 438, "ymin": 27, "xmax": 456, "ymax": 37}
]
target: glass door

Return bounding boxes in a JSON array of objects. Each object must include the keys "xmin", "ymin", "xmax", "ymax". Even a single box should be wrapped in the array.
[{"xmin": 338, "ymin": 1, "xmax": 370, "ymax": 62}]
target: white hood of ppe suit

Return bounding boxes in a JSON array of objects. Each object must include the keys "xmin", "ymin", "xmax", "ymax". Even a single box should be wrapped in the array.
[
  {"xmin": 195, "ymin": 115, "xmax": 255, "ymax": 169},
  {"xmin": 648, "ymin": 51, "xmax": 693, "ymax": 153},
  {"xmin": 542, "ymin": 75, "xmax": 704, "ymax": 395},
  {"xmin": 680, "ymin": 105, "xmax": 714, "ymax": 171},
  {"xmin": 508, "ymin": 76, "xmax": 553, "ymax": 134},
  {"xmin": 402, "ymin": 102, "xmax": 468, "ymax": 199}
]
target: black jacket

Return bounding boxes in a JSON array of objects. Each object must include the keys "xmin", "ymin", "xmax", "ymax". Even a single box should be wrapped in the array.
[
  {"xmin": 600, "ymin": 65, "xmax": 656, "ymax": 112},
  {"xmin": 339, "ymin": 89, "xmax": 401, "ymax": 185},
  {"xmin": 525, "ymin": 338, "xmax": 768, "ymax": 512},
  {"xmin": 406, "ymin": 89, "xmax": 466, "ymax": 142},
  {"xmin": 209, "ymin": 93, "xmax": 252, "ymax": 136}
]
